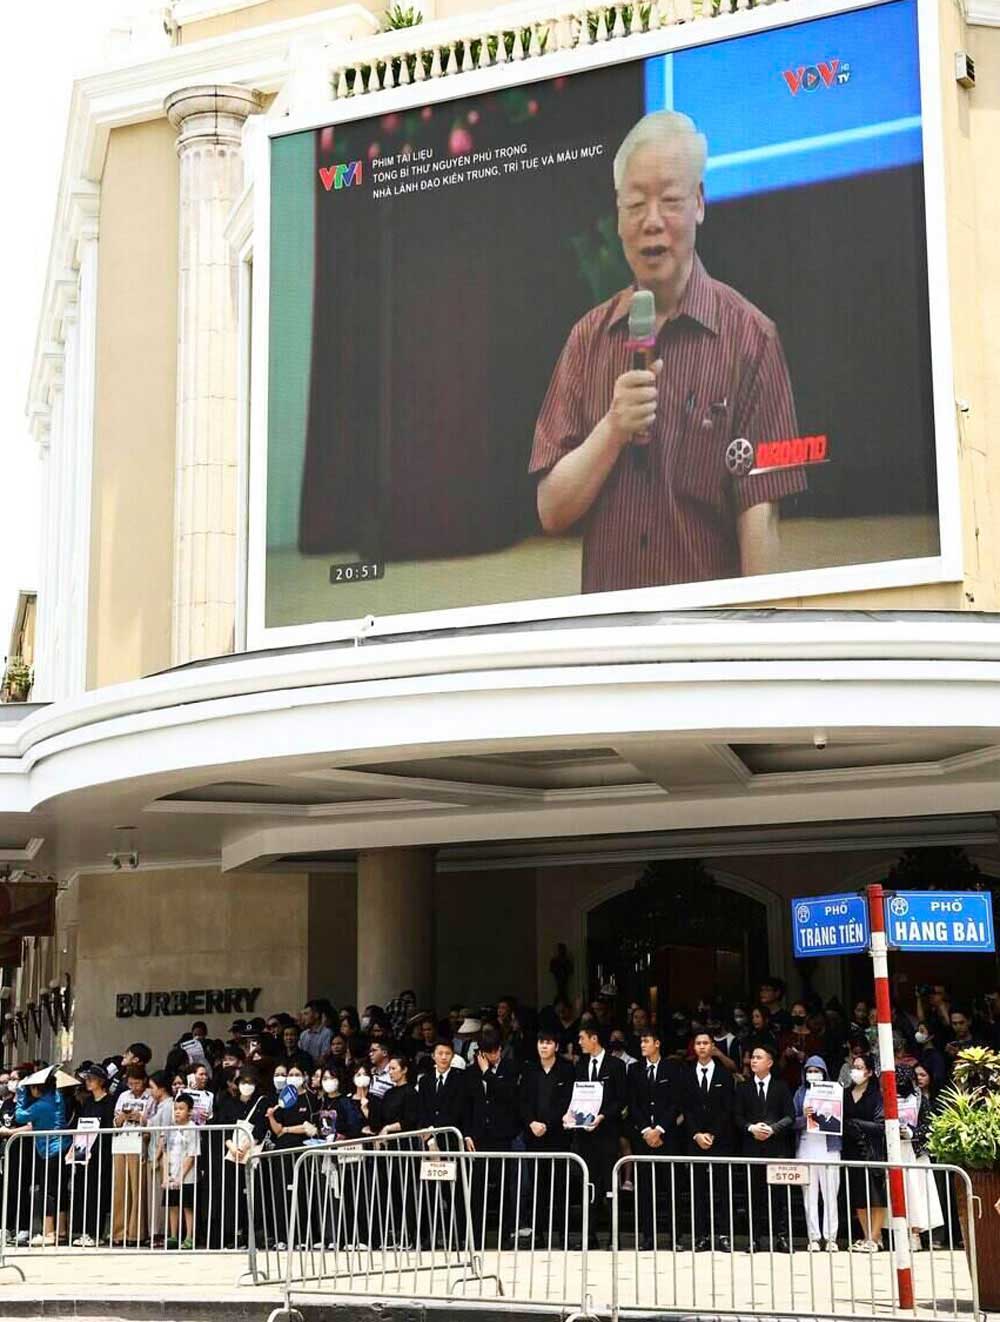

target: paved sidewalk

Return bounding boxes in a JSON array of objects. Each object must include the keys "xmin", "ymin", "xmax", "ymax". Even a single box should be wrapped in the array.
[{"xmin": 0, "ymin": 1245, "xmax": 980, "ymax": 1319}]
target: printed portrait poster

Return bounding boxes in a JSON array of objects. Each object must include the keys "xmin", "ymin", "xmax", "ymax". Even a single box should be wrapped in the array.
[{"xmin": 805, "ymin": 1081, "xmax": 844, "ymax": 1136}]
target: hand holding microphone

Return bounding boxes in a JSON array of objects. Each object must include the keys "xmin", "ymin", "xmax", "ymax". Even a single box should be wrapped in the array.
[{"xmin": 611, "ymin": 289, "xmax": 662, "ymax": 471}]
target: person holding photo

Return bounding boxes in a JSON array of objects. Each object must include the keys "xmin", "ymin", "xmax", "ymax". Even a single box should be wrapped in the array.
[
  {"xmin": 531, "ymin": 110, "xmax": 805, "ymax": 594},
  {"xmin": 565, "ymin": 1021, "xmax": 626, "ymax": 1247},
  {"xmin": 794, "ymin": 1055, "xmax": 842, "ymax": 1252}
]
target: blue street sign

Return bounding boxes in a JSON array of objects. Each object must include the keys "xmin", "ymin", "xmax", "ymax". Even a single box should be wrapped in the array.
[
  {"xmin": 884, "ymin": 891, "xmax": 996, "ymax": 952},
  {"xmin": 792, "ymin": 893, "xmax": 870, "ymax": 958}
]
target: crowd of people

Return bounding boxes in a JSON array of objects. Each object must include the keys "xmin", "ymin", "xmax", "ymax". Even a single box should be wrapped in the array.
[{"xmin": 1, "ymin": 978, "xmax": 994, "ymax": 1253}]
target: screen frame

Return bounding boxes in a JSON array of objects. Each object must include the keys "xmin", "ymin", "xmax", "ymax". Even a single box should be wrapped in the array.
[{"xmin": 247, "ymin": 0, "xmax": 961, "ymax": 651}]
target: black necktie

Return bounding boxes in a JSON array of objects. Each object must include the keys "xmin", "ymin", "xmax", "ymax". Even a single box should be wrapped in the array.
[
  {"xmin": 436, "ymin": 1074, "xmax": 443, "ymax": 1094},
  {"xmin": 590, "ymin": 1059, "xmax": 598, "ymax": 1082},
  {"xmin": 648, "ymin": 1064, "xmax": 655, "ymax": 1084},
  {"xmin": 700, "ymin": 1067, "xmax": 709, "ymax": 1094},
  {"xmin": 758, "ymin": 1081, "xmax": 766, "ymax": 1105}
]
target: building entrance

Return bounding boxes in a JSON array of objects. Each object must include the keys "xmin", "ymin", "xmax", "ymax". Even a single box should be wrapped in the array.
[{"xmin": 586, "ymin": 860, "xmax": 770, "ymax": 1018}]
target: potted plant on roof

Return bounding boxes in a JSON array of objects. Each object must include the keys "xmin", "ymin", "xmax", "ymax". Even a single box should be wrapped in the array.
[
  {"xmin": 927, "ymin": 1046, "xmax": 1000, "ymax": 1309},
  {"xmin": 1, "ymin": 657, "xmax": 32, "ymax": 703}
]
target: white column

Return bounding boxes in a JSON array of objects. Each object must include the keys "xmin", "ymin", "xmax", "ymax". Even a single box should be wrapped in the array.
[
  {"xmin": 357, "ymin": 849, "xmax": 435, "ymax": 1009},
  {"xmin": 67, "ymin": 233, "xmax": 98, "ymax": 695},
  {"xmin": 165, "ymin": 85, "xmax": 263, "ymax": 665}
]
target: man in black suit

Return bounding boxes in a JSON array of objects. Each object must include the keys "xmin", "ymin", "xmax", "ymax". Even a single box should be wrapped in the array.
[
  {"xmin": 416, "ymin": 1040, "xmax": 468, "ymax": 1148},
  {"xmin": 565, "ymin": 1021, "xmax": 627, "ymax": 1246},
  {"xmin": 514, "ymin": 1028, "xmax": 575, "ymax": 1241},
  {"xmin": 681, "ymin": 1030, "xmax": 737, "ymax": 1251},
  {"xmin": 733, "ymin": 1042, "xmax": 795, "ymax": 1251},
  {"xmin": 463, "ymin": 1025, "xmax": 522, "ymax": 1245},
  {"xmin": 415, "ymin": 1039, "xmax": 468, "ymax": 1246},
  {"xmin": 627, "ymin": 1028, "xmax": 680, "ymax": 1248}
]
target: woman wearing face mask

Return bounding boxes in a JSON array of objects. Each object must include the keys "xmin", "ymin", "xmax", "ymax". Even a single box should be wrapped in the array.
[
  {"xmin": 315, "ymin": 1066, "xmax": 351, "ymax": 1139},
  {"xmin": 896, "ymin": 1064, "xmax": 944, "ymax": 1251},
  {"xmin": 794, "ymin": 1056, "xmax": 842, "ymax": 1251},
  {"xmin": 912, "ymin": 1022, "xmax": 946, "ymax": 1088},
  {"xmin": 266, "ymin": 1059, "xmax": 320, "ymax": 1249},
  {"xmin": 778, "ymin": 1002, "xmax": 824, "ymax": 1090},
  {"xmin": 732, "ymin": 1005, "xmax": 752, "ymax": 1043},
  {"xmin": 842, "ymin": 1053, "xmax": 886, "ymax": 1252},
  {"xmin": 221, "ymin": 1068, "xmax": 269, "ymax": 1248},
  {"xmin": 350, "ymin": 1064, "xmax": 373, "ymax": 1134}
]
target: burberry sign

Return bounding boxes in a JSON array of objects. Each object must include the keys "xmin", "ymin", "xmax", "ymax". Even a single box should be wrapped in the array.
[{"xmin": 115, "ymin": 988, "xmax": 262, "ymax": 1018}]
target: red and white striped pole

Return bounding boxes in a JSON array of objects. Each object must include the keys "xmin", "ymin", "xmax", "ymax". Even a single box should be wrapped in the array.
[{"xmin": 866, "ymin": 882, "xmax": 913, "ymax": 1311}]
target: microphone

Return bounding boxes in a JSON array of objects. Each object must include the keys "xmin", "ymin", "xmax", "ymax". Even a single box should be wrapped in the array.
[{"xmin": 626, "ymin": 290, "xmax": 656, "ymax": 472}]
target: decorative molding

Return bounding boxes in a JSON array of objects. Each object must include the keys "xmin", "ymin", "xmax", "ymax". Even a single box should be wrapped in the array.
[
  {"xmin": 967, "ymin": 0, "xmax": 1000, "ymax": 25},
  {"xmin": 435, "ymin": 813, "xmax": 1000, "ymax": 870},
  {"xmin": 0, "ymin": 839, "xmax": 46, "ymax": 863},
  {"xmin": 172, "ymin": 0, "xmax": 272, "ymax": 23},
  {"xmin": 64, "ymin": 855, "xmax": 222, "ymax": 883},
  {"xmin": 27, "ymin": 1, "xmax": 378, "ymax": 445}
]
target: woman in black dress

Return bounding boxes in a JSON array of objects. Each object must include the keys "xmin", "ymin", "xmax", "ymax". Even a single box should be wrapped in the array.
[
  {"xmin": 842, "ymin": 1052, "xmax": 886, "ymax": 1253},
  {"xmin": 223, "ymin": 1066, "xmax": 270, "ymax": 1247},
  {"xmin": 376, "ymin": 1056, "xmax": 421, "ymax": 1248}
]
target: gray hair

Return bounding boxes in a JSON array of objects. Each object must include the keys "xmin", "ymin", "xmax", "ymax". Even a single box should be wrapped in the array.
[{"xmin": 613, "ymin": 110, "xmax": 707, "ymax": 192}]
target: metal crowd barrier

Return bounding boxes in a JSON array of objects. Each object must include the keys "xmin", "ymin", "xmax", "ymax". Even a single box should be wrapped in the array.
[
  {"xmin": 261, "ymin": 1145, "xmax": 595, "ymax": 1322},
  {"xmin": 243, "ymin": 1126, "xmax": 466, "ymax": 1285},
  {"xmin": 610, "ymin": 1154, "xmax": 978, "ymax": 1321},
  {"xmin": 0, "ymin": 1122, "xmax": 249, "ymax": 1281}
]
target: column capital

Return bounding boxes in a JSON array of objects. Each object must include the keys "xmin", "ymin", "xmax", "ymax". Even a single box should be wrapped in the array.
[{"xmin": 164, "ymin": 84, "xmax": 264, "ymax": 152}]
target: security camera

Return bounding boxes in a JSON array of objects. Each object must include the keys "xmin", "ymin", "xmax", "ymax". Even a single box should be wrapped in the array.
[
  {"xmin": 813, "ymin": 731, "xmax": 828, "ymax": 751},
  {"xmin": 354, "ymin": 614, "xmax": 377, "ymax": 647}
]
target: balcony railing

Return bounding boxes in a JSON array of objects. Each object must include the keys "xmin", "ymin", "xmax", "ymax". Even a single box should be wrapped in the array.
[{"xmin": 330, "ymin": 0, "xmax": 784, "ymax": 98}]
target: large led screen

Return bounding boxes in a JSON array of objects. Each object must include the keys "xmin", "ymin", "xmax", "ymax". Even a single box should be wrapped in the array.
[{"xmin": 259, "ymin": 0, "xmax": 948, "ymax": 635}]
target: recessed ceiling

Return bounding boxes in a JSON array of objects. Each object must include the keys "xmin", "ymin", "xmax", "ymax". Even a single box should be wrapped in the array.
[
  {"xmin": 161, "ymin": 781, "xmax": 372, "ymax": 806},
  {"xmin": 732, "ymin": 739, "xmax": 985, "ymax": 775}
]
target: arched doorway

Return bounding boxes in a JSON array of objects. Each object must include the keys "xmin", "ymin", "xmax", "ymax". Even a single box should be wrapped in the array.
[{"xmin": 586, "ymin": 860, "xmax": 771, "ymax": 1017}]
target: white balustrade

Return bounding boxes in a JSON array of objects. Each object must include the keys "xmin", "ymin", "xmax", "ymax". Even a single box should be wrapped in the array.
[{"xmin": 328, "ymin": 0, "xmax": 787, "ymax": 100}]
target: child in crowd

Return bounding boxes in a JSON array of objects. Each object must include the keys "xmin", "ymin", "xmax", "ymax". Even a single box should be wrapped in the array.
[{"xmin": 162, "ymin": 1093, "xmax": 200, "ymax": 1249}]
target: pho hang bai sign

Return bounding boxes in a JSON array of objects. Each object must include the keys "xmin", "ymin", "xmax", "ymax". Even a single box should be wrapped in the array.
[
  {"xmin": 116, "ymin": 987, "xmax": 262, "ymax": 1018},
  {"xmin": 884, "ymin": 892, "xmax": 995, "ymax": 952}
]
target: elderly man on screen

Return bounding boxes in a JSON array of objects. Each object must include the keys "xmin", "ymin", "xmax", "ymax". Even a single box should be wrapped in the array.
[{"xmin": 530, "ymin": 110, "xmax": 806, "ymax": 594}]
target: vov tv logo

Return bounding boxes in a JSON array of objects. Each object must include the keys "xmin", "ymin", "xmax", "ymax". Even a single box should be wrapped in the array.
[
  {"xmin": 319, "ymin": 160, "xmax": 363, "ymax": 192},
  {"xmin": 782, "ymin": 58, "xmax": 851, "ymax": 95}
]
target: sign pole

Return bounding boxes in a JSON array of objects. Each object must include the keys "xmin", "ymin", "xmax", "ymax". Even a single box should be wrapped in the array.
[{"xmin": 866, "ymin": 882, "xmax": 913, "ymax": 1311}]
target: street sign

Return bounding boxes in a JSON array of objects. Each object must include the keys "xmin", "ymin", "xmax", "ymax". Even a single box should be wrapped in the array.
[
  {"xmin": 791, "ymin": 892, "xmax": 870, "ymax": 958},
  {"xmin": 884, "ymin": 890, "xmax": 995, "ymax": 952},
  {"xmin": 767, "ymin": 1162, "xmax": 810, "ymax": 1186}
]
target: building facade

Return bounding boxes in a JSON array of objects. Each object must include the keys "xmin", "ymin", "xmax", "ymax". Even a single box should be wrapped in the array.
[{"xmin": 2, "ymin": 0, "xmax": 999, "ymax": 1063}]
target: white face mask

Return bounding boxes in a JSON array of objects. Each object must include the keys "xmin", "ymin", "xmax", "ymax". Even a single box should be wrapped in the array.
[
  {"xmin": 273, "ymin": 1074, "xmax": 287, "ymax": 1089},
  {"xmin": 354, "ymin": 1072, "xmax": 370, "ymax": 1089},
  {"xmin": 805, "ymin": 1071, "xmax": 823, "ymax": 1084},
  {"xmin": 914, "ymin": 1031, "xmax": 928, "ymax": 1045},
  {"xmin": 360, "ymin": 1016, "xmax": 371, "ymax": 1031},
  {"xmin": 238, "ymin": 1082, "xmax": 256, "ymax": 1099},
  {"xmin": 322, "ymin": 1078, "xmax": 339, "ymax": 1095},
  {"xmin": 6, "ymin": 1080, "xmax": 16, "ymax": 1093},
  {"xmin": 286, "ymin": 1076, "xmax": 304, "ymax": 1091},
  {"xmin": 850, "ymin": 1068, "xmax": 867, "ymax": 1086}
]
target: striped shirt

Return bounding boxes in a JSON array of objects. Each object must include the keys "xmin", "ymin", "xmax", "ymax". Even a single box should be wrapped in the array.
[{"xmin": 530, "ymin": 257, "xmax": 806, "ymax": 593}]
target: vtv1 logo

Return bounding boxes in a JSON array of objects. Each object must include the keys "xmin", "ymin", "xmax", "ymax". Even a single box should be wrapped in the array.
[
  {"xmin": 319, "ymin": 160, "xmax": 363, "ymax": 191},
  {"xmin": 782, "ymin": 59, "xmax": 851, "ymax": 95}
]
